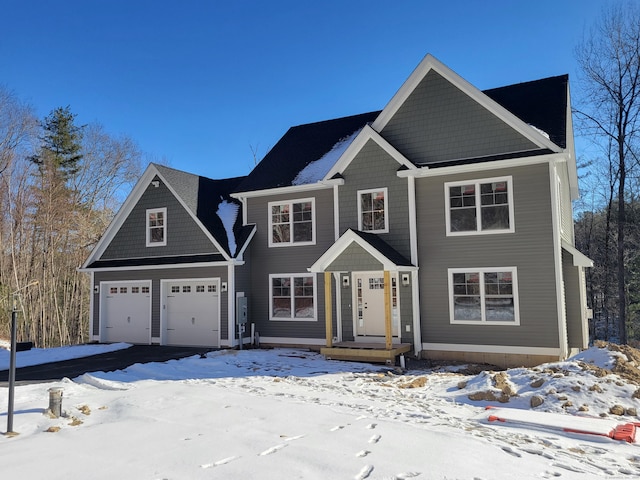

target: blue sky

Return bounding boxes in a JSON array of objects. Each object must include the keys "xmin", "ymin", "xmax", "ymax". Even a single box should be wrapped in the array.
[{"xmin": 2, "ymin": 0, "xmax": 605, "ymax": 180}]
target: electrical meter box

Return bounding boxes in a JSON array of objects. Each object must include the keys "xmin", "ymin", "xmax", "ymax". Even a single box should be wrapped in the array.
[{"xmin": 236, "ymin": 296, "xmax": 248, "ymax": 325}]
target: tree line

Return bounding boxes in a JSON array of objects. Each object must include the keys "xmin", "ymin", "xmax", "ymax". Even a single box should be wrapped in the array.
[{"xmin": 0, "ymin": 96, "xmax": 141, "ymax": 347}]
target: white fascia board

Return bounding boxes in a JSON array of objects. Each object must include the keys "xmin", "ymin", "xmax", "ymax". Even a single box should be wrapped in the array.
[
  {"xmin": 155, "ymin": 171, "xmax": 232, "ymax": 262},
  {"xmin": 82, "ymin": 163, "xmax": 161, "ymax": 268},
  {"xmin": 82, "ymin": 163, "xmax": 233, "ymax": 267},
  {"xmin": 372, "ymin": 54, "xmax": 561, "ymax": 153},
  {"xmin": 235, "ymin": 224, "xmax": 257, "ymax": 261},
  {"xmin": 79, "ymin": 260, "xmax": 234, "ymax": 273},
  {"xmin": 324, "ymin": 124, "xmax": 416, "ymax": 180},
  {"xmin": 308, "ymin": 230, "xmax": 417, "ymax": 273},
  {"xmin": 561, "ymin": 240, "xmax": 594, "ymax": 268},
  {"xmin": 565, "ymin": 83, "xmax": 580, "ymax": 200},
  {"xmin": 397, "ymin": 152, "xmax": 569, "ymax": 179},
  {"xmin": 231, "ymin": 181, "xmax": 331, "ymax": 199}
]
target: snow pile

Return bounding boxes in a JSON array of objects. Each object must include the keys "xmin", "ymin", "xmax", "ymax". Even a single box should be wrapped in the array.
[
  {"xmin": 2, "ymin": 344, "xmax": 640, "ymax": 479},
  {"xmin": 292, "ymin": 128, "xmax": 362, "ymax": 185},
  {"xmin": 216, "ymin": 199, "xmax": 240, "ymax": 255}
]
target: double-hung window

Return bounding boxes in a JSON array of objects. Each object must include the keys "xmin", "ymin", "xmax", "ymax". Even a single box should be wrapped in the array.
[
  {"xmin": 445, "ymin": 177, "xmax": 514, "ymax": 235},
  {"xmin": 358, "ymin": 188, "xmax": 388, "ymax": 233},
  {"xmin": 270, "ymin": 274, "xmax": 316, "ymax": 321},
  {"xmin": 269, "ymin": 199, "xmax": 315, "ymax": 246},
  {"xmin": 146, "ymin": 207, "xmax": 167, "ymax": 247},
  {"xmin": 449, "ymin": 267, "xmax": 519, "ymax": 325}
]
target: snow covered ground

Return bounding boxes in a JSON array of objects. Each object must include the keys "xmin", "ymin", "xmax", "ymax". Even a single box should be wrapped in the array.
[{"xmin": 1, "ymin": 344, "xmax": 640, "ymax": 479}]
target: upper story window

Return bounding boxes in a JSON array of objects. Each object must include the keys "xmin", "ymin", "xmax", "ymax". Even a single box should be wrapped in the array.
[
  {"xmin": 445, "ymin": 177, "xmax": 514, "ymax": 236},
  {"xmin": 358, "ymin": 188, "xmax": 388, "ymax": 233},
  {"xmin": 269, "ymin": 198, "xmax": 315, "ymax": 247},
  {"xmin": 146, "ymin": 207, "xmax": 167, "ymax": 247}
]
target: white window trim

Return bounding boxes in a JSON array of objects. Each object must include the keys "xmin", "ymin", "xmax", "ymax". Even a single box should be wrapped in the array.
[
  {"xmin": 444, "ymin": 176, "xmax": 514, "ymax": 236},
  {"xmin": 268, "ymin": 198, "xmax": 316, "ymax": 247},
  {"xmin": 146, "ymin": 207, "xmax": 167, "ymax": 247},
  {"xmin": 269, "ymin": 273, "xmax": 317, "ymax": 322},
  {"xmin": 448, "ymin": 267, "xmax": 520, "ymax": 326},
  {"xmin": 357, "ymin": 187, "xmax": 389, "ymax": 233}
]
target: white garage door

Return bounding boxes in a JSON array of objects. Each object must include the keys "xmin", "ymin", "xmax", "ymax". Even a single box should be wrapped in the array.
[
  {"xmin": 101, "ymin": 281, "xmax": 151, "ymax": 344},
  {"xmin": 163, "ymin": 279, "xmax": 219, "ymax": 347}
]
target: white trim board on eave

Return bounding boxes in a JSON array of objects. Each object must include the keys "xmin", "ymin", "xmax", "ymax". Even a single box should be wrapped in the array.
[
  {"xmin": 371, "ymin": 54, "xmax": 562, "ymax": 154},
  {"xmin": 81, "ymin": 164, "xmax": 231, "ymax": 269},
  {"xmin": 323, "ymin": 124, "xmax": 417, "ymax": 180}
]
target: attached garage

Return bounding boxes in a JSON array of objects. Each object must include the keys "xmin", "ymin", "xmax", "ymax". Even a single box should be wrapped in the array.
[
  {"xmin": 100, "ymin": 281, "xmax": 152, "ymax": 344},
  {"xmin": 162, "ymin": 279, "xmax": 220, "ymax": 347}
]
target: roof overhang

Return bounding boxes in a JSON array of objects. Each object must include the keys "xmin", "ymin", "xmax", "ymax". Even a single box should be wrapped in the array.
[
  {"xmin": 561, "ymin": 240, "xmax": 593, "ymax": 268},
  {"xmin": 308, "ymin": 229, "xmax": 417, "ymax": 273}
]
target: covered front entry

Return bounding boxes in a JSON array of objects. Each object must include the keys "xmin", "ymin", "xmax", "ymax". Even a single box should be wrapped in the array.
[
  {"xmin": 162, "ymin": 279, "xmax": 220, "ymax": 347},
  {"xmin": 354, "ymin": 272, "xmax": 399, "ymax": 338},
  {"xmin": 100, "ymin": 280, "xmax": 152, "ymax": 344},
  {"xmin": 309, "ymin": 229, "xmax": 418, "ymax": 363}
]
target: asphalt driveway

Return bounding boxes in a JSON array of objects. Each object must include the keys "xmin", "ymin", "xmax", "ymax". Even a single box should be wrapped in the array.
[{"xmin": 0, "ymin": 345, "xmax": 214, "ymax": 385}]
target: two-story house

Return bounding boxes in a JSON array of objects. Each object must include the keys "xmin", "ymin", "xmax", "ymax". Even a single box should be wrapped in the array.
[{"xmin": 81, "ymin": 54, "xmax": 592, "ymax": 367}]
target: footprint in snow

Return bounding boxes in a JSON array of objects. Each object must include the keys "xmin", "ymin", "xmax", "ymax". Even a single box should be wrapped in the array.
[
  {"xmin": 259, "ymin": 444, "xmax": 288, "ymax": 456},
  {"xmin": 330, "ymin": 425, "xmax": 345, "ymax": 432},
  {"xmin": 355, "ymin": 450, "xmax": 370, "ymax": 457},
  {"xmin": 396, "ymin": 473, "xmax": 421, "ymax": 479},
  {"xmin": 368, "ymin": 434, "xmax": 381, "ymax": 444},
  {"xmin": 366, "ymin": 423, "xmax": 377, "ymax": 430},
  {"xmin": 354, "ymin": 464, "xmax": 373, "ymax": 480},
  {"xmin": 200, "ymin": 455, "xmax": 240, "ymax": 468},
  {"xmin": 282, "ymin": 434, "xmax": 305, "ymax": 442},
  {"xmin": 500, "ymin": 446, "xmax": 521, "ymax": 458}
]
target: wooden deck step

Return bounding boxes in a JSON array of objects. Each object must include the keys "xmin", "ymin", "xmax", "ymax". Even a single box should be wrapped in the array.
[{"xmin": 321, "ymin": 343, "xmax": 412, "ymax": 364}]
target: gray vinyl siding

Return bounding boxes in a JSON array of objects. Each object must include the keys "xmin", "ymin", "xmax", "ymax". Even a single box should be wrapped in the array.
[
  {"xmin": 558, "ymin": 170, "xmax": 574, "ymax": 244},
  {"xmin": 381, "ymin": 71, "xmax": 538, "ymax": 165},
  {"xmin": 338, "ymin": 139, "xmax": 411, "ymax": 259},
  {"xmin": 326, "ymin": 243, "xmax": 383, "ymax": 271},
  {"xmin": 245, "ymin": 188, "xmax": 335, "ymax": 339},
  {"xmin": 93, "ymin": 266, "xmax": 229, "ymax": 341},
  {"xmin": 102, "ymin": 177, "xmax": 218, "ymax": 260},
  {"xmin": 563, "ymin": 249, "xmax": 587, "ymax": 349},
  {"xmin": 416, "ymin": 162, "xmax": 560, "ymax": 349}
]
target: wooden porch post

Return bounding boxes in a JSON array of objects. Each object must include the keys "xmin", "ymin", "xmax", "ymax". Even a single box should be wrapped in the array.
[
  {"xmin": 324, "ymin": 271, "xmax": 333, "ymax": 348},
  {"xmin": 384, "ymin": 270, "xmax": 392, "ymax": 350}
]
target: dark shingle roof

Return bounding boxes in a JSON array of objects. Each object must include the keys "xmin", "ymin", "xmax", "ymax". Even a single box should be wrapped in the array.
[
  {"xmin": 155, "ymin": 164, "xmax": 247, "ymax": 257},
  {"xmin": 234, "ymin": 74, "xmax": 568, "ymax": 192},
  {"xmin": 234, "ymin": 111, "xmax": 380, "ymax": 193},
  {"xmin": 350, "ymin": 229, "xmax": 414, "ymax": 267},
  {"xmin": 483, "ymin": 74, "xmax": 568, "ymax": 149}
]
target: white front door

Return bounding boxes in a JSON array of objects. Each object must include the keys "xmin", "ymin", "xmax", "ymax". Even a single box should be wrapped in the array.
[{"xmin": 354, "ymin": 272, "xmax": 399, "ymax": 338}]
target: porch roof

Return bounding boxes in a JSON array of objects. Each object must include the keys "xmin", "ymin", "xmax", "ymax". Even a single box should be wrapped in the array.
[{"xmin": 308, "ymin": 229, "xmax": 415, "ymax": 273}]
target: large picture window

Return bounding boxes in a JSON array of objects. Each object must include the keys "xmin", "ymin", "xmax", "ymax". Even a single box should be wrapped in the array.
[
  {"xmin": 445, "ymin": 177, "xmax": 514, "ymax": 235},
  {"xmin": 448, "ymin": 267, "xmax": 519, "ymax": 325},
  {"xmin": 269, "ymin": 199, "xmax": 315, "ymax": 246},
  {"xmin": 270, "ymin": 274, "xmax": 316, "ymax": 321},
  {"xmin": 146, "ymin": 207, "xmax": 167, "ymax": 247},
  {"xmin": 358, "ymin": 188, "xmax": 388, "ymax": 233}
]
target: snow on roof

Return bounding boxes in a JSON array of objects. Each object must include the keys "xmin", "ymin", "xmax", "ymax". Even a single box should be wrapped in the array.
[
  {"xmin": 292, "ymin": 128, "xmax": 362, "ymax": 185},
  {"xmin": 216, "ymin": 199, "xmax": 240, "ymax": 255}
]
